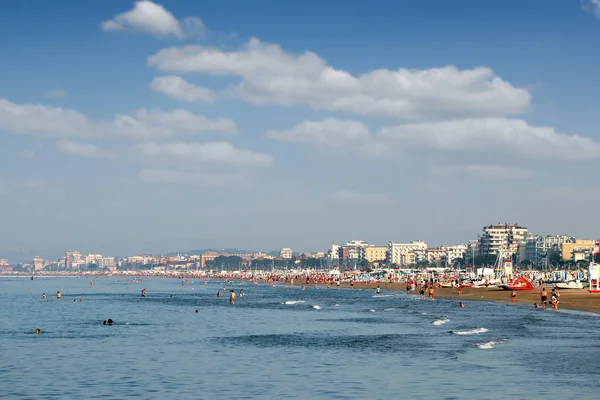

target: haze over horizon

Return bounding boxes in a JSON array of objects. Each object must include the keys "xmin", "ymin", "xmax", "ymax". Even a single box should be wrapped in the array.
[{"xmin": 1, "ymin": 0, "xmax": 600, "ymax": 259}]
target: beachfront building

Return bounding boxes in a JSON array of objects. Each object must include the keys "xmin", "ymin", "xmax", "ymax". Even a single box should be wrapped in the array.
[
  {"xmin": 561, "ymin": 240, "xmax": 597, "ymax": 261},
  {"xmin": 279, "ymin": 248, "xmax": 293, "ymax": 259},
  {"xmin": 337, "ymin": 240, "xmax": 369, "ymax": 266},
  {"xmin": 445, "ymin": 244, "xmax": 468, "ymax": 265},
  {"xmin": 97, "ymin": 256, "xmax": 116, "ymax": 269},
  {"xmin": 426, "ymin": 248, "xmax": 445, "ymax": 264},
  {"xmin": 200, "ymin": 252, "xmax": 218, "ymax": 268},
  {"xmin": 478, "ymin": 223, "xmax": 528, "ymax": 256},
  {"xmin": 363, "ymin": 246, "xmax": 388, "ymax": 265},
  {"xmin": 524, "ymin": 235, "xmax": 575, "ymax": 265},
  {"xmin": 65, "ymin": 251, "xmax": 83, "ymax": 270},
  {"xmin": 33, "ymin": 257, "xmax": 44, "ymax": 271},
  {"xmin": 328, "ymin": 244, "xmax": 340, "ymax": 261},
  {"xmin": 387, "ymin": 240, "xmax": 427, "ymax": 266}
]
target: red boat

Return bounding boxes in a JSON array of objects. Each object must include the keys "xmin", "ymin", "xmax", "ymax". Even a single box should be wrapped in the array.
[{"xmin": 503, "ymin": 277, "xmax": 534, "ymax": 291}]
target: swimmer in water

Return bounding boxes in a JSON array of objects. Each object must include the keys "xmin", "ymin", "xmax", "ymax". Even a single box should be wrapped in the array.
[
  {"xmin": 42, "ymin": 293, "xmax": 46, "ymax": 300},
  {"xmin": 217, "ymin": 291, "xmax": 221, "ymax": 298},
  {"xmin": 35, "ymin": 328, "xmax": 41, "ymax": 334},
  {"xmin": 534, "ymin": 303, "xmax": 539, "ymax": 308},
  {"xmin": 195, "ymin": 310, "xmax": 199, "ymax": 314},
  {"xmin": 141, "ymin": 288, "xmax": 146, "ymax": 297},
  {"xmin": 459, "ymin": 302, "xmax": 465, "ymax": 308},
  {"xmin": 56, "ymin": 291, "xmax": 62, "ymax": 299},
  {"xmin": 239, "ymin": 289, "xmax": 244, "ymax": 297},
  {"xmin": 107, "ymin": 319, "xmax": 113, "ymax": 325}
]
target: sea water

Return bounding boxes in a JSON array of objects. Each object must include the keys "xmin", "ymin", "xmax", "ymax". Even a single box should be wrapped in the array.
[{"xmin": 0, "ymin": 277, "xmax": 599, "ymax": 399}]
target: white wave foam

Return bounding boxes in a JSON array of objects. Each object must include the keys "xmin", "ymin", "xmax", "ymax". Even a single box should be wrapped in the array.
[
  {"xmin": 333, "ymin": 304, "xmax": 340, "ymax": 307},
  {"xmin": 477, "ymin": 341, "xmax": 500, "ymax": 349},
  {"xmin": 282, "ymin": 300, "xmax": 305, "ymax": 305},
  {"xmin": 312, "ymin": 305, "xmax": 321, "ymax": 310},
  {"xmin": 369, "ymin": 309, "xmax": 375, "ymax": 312},
  {"xmin": 383, "ymin": 308, "xmax": 394, "ymax": 312},
  {"xmin": 453, "ymin": 328, "xmax": 488, "ymax": 335},
  {"xmin": 433, "ymin": 318, "xmax": 449, "ymax": 326},
  {"xmin": 372, "ymin": 294, "xmax": 395, "ymax": 298}
]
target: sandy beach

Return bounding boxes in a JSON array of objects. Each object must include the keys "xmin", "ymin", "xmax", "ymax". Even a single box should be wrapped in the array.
[{"xmin": 328, "ymin": 282, "xmax": 600, "ymax": 314}]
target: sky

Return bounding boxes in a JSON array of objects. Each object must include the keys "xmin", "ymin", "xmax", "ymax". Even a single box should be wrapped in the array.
[{"xmin": 1, "ymin": 0, "xmax": 600, "ymax": 259}]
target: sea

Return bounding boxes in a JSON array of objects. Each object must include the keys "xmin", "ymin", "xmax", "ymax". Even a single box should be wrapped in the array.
[{"xmin": 1, "ymin": 276, "xmax": 599, "ymax": 400}]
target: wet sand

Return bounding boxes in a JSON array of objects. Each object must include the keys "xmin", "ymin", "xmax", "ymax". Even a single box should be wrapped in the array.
[{"xmin": 316, "ymin": 282, "xmax": 600, "ymax": 314}]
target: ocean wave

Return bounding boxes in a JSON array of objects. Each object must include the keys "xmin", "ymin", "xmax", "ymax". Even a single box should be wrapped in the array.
[
  {"xmin": 477, "ymin": 340, "xmax": 501, "ymax": 349},
  {"xmin": 452, "ymin": 328, "xmax": 488, "ymax": 335},
  {"xmin": 281, "ymin": 300, "xmax": 305, "ymax": 305},
  {"xmin": 312, "ymin": 305, "xmax": 321, "ymax": 310},
  {"xmin": 433, "ymin": 318, "xmax": 449, "ymax": 326}
]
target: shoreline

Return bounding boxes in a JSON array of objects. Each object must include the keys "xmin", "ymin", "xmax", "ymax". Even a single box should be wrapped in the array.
[{"xmin": 301, "ymin": 281, "xmax": 600, "ymax": 314}]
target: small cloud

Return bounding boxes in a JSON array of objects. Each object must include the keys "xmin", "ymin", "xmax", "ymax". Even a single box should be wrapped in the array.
[
  {"xmin": 583, "ymin": 0, "xmax": 600, "ymax": 19},
  {"xmin": 328, "ymin": 190, "xmax": 392, "ymax": 206},
  {"xmin": 430, "ymin": 165, "xmax": 533, "ymax": 181},
  {"xmin": 150, "ymin": 76, "xmax": 215, "ymax": 103},
  {"xmin": 45, "ymin": 90, "xmax": 67, "ymax": 98},
  {"xmin": 57, "ymin": 140, "xmax": 113, "ymax": 158},
  {"xmin": 102, "ymin": 1, "xmax": 205, "ymax": 39}
]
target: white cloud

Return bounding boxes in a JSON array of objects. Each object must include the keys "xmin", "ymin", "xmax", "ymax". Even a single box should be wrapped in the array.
[
  {"xmin": 135, "ymin": 141, "xmax": 274, "ymax": 167},
  {"xmin": 430, "ymin": 165, "xmax": 533, "ymax": 180},
  {"xmin": 267, "ymin": 118, "xmax": 392, "ymax": 158},
  {"xmin": 379, "ymin": 118, "xmax": 600, "ymax": 160},
  {"xmin": 150, "ymin": 76, "xmax": 215, "ymax": 103},
  {"xmin": 584, "ymin": 0, "xmax": 600, "ymax": 19},
  {"xmin": 0, "ymin": 98, "xmax": 236, "ymax": 139},
  {"xmin": 131, "ymin": 108, "xmax": 237, "ymax": 135},
  {"xmin": 138, "ymin": 168, "xmax": 249, "ymax": 188},
  {"xmin": 101, "ymin": 1, "xmax": 204, "ymax": 39},
  {"xmin": 0, "ymin": 98, "xmax": 92, "ymax": 137},
  {"xmin": 148, "ymin": 37, "xmax": 531, "ymax": 119},
  {"xmin": 57, "ymin": 140, "xmax": 113, "ymax": 158},
  {"xmin": 45, "ymin": 90, "xmax": 67, "ymax": 99},
  {"xmin": 328, "ymin": 190, "xmax": 392, "ymax": 206}
]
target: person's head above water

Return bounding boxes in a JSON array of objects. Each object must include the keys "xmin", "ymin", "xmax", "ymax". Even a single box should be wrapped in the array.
[
  {"xmin": 107, "ymin": 319, "xmax": 113, "ymax": 325},
  {"xmin": 103, "ymin": 320, "xmax": 107, "ymax": 325},
  {"xmin": 35, "ymin": 328, "xmax": 41, "ymax": 334}
]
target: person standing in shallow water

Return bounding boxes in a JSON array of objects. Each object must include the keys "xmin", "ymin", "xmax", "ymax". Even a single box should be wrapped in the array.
[
  {"xmin": 229, "ymin": 290, "xmax": 236, "ymax": 305},
  {"xmin": 511, "ymin": 290, "xmax": 517, "ymax": 305}
]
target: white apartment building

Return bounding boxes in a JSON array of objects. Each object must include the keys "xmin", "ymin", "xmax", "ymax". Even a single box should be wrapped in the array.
[
  {"xmin": 328, "ymin": 244, "xmax": 340, "ymax": 260},
  {"xmin": 387, "ymin": 240, "xmax": 427, "ymax": 266},
  {"xmin": 279, "ymin": 248, "xmax": 293, "ymax": 259},
  {"xmin": 478, "ymin": 223, "xmax": 528, "ymax": 256},
  {"xmin": 445, "ymin": 244, "xmax": 468, "ymax": 265},
  {"xmin": 85, "ymin": 254, "xmax": 103, "ymax": 264},
  {"xmin": 97, "ymin": 257, "xmax": 116, "ymax": 269},
  {"xmin": 339, "ymin": 240, "xmax": 370, "ymax": 263},
  {"xmin": 524, "ymin": 235, "xmax": 575, "ymax": 265}
]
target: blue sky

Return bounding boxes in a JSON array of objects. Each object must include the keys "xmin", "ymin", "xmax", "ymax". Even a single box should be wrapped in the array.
[{"xmin": 1, "ymin": 0, "xmax": 600, "ymax": 259}]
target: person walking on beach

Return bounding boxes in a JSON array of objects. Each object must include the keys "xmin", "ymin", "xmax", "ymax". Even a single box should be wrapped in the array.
[
  {"xmin": 428, "ymin": 287, "xmax": 435, "ymax": 302},
  {"xmin": 511, "ymin": 290, "xmax": 517, "ymax": 305},
  {"xmin": 540, "ymin": 288, "xmax": 548, "ymax": 309},
  {"xmin": 458, "ymin": 283, "xmax": 463, "ymax": 296}
]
